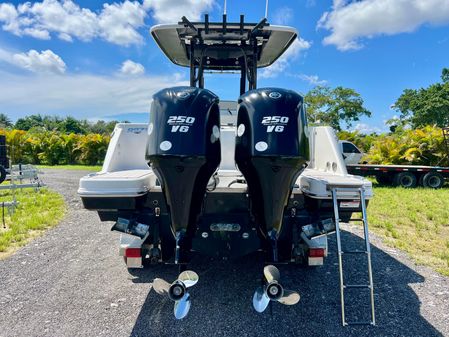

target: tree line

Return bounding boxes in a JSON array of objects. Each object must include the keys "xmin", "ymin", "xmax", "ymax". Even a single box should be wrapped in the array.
[
  {"xmin": 0, "ymin": 114, "xmax": 123, "ymax": 135},
  {"xmin": 0, "ymin": 116, "xmax": 120, "ymax": 166},
  {"xmin": 0, "ymin": 68, "xmax": 447, "ymax": 166},
  {"xmin": 305, "ymin": 68, "xmax": 449, "ymax": 130}
]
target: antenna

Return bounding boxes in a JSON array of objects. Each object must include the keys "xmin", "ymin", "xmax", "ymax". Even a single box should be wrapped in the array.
[
  {"xmin": 224, "ymin": 0, "xmax": 227, "ymax": 15},
  {"xmin": 265, "ymin": 0, "xmax": 269, "ymax": 19}
]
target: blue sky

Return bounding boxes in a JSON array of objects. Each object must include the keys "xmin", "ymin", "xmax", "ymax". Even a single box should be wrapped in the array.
[{"xmin": 0, "ymin": 0, "xmax": 448, "ymax": 133}]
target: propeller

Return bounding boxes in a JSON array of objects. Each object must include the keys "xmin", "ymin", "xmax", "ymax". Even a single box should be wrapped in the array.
[
  {"xmin": 252, "ymin": 265, "xmax": 300, "ymax": 313},
  {"xmin": 153, "ymin": 270, "xmax": 199, "ymax": 319}
]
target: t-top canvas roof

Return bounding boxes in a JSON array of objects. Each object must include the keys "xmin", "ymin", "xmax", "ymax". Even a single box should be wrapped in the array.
[{"xmin": 150, "ymin": 18, "xmax": 298, "ymax": 71}]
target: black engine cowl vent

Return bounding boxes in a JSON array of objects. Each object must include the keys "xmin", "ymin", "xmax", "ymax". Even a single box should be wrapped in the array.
[
  {"xmin": 235, "ymin": 88, "xmax": 309, "ymax": 236},
  {"xmin": 146, "ymin": 86, "xmax": 221, "ymax": 235}
]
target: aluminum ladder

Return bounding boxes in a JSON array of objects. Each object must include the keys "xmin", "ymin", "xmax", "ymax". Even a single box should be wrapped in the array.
[{"xmin": 331, "ymin": 186, "xmax": 375, "ymax": 326}]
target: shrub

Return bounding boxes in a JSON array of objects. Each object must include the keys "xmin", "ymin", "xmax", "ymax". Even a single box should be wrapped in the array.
[
  {"xmin": 364, "ymin": 126, "xmax": 448, "ymax": 166},
  {"xmin": 75, "ymin": 133, "xmax": 110, "ymax": 165},
  {"xmin": 0, "ymin": 128, "xmax": 110, "ymax": 166}
]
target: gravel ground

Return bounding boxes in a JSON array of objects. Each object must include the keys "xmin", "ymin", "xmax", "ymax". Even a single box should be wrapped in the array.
[{"xmin": 0, "ymin": 168, "xmax": 448, "ymax": 337}]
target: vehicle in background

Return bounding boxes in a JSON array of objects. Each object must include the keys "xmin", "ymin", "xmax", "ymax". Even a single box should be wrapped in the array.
[
  {"xmin": 339, "ymin": 140, "xmax": 364, "ymax": 165},
  {"xmin": 340, "ymin": 138, "xmax": 449, "ymax": 188}
]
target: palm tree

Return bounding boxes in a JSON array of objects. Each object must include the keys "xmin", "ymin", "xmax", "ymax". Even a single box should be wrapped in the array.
[{"xmin": 0, "ymin": 113, "xmax": 13, "ymax": 128}]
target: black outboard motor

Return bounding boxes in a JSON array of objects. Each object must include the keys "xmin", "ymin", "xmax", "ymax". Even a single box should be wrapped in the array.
[
  {"xmin": 147, "ymin": 87, "xmax": 221, "ymax": 243},
  {"xmin": 235, "ymin": 88, "xmax": 309, "ymax": 239}
]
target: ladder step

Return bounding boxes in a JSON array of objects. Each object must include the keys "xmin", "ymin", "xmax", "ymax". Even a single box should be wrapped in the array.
[
  {"xmin": 345, "ymin": 321, "xmax": 374, "ymax": 326},
  {"xmin": 332, "ymin": 187, "xmax": 375, "ymax": 327},
  {"xmin": 342, "ymin": 250, "xmax": 367, "ymax": 254},
  {"xmin": 336, "ymin": 219, "xmax": 365, "ymax": 224},
  {"xmin": 344, "ymin": 284, "xmax": 371, "ymax": 289}
]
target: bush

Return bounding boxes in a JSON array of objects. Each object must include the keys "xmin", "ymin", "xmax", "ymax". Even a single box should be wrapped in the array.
[
  {"xmin": 0, "ymin": 128, "xmax": 110, "ymax": 166},
  {"xmin": 337, "ymin": 130, "xmax": 378, "ymax": 153},
  {"xmin": 75, "ymin": 134, "xmax": 110, "ymax": 165},
  {"xmin": 363, "ymin": 126, "xmax": 448, "ymax": 166},
  {"xmin": 1, "ymin": 124, "xmax": 447, "ymax": 168}
]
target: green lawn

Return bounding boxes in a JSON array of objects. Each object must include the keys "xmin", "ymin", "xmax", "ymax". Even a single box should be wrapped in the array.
[
  {"xmin": 1, "ymin": 167, "xmax": 448, "ymax": 276},
  {"xmin": 366, "ymin": 185, "xmax": 449, "ymax": 276},
  {"xmin": 38, "ymin": 164, "xmax": 102, "ymax": 171},
  {"xmin": 0, "ymin": 184, "xmax": 66, "ymax": 257}
]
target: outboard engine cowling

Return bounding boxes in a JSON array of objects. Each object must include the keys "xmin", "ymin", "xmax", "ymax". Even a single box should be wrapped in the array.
[
  {"xmin": 235, "ymin": 88, "xmax": 309, "ymax": 236},
  {"xmin": 146, "ymin": 87, "xmax": 221, "ymax": 235}
]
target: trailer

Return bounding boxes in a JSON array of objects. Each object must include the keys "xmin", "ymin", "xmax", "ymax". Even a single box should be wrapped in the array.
[
  {"xmin": 346, "ymin": 164, "xmax": 449, "ymax": 188},
  {"xmin": 342, "ymin": 128, "xmax": 449, "ymax": 188}
]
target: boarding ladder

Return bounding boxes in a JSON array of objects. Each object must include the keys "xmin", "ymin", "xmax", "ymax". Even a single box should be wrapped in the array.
[{"xmin": 330, "ymin": 186, "xmax": 375, "ymax": 326}]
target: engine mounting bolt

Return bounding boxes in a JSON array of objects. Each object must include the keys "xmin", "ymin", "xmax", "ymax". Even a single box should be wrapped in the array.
[
  {"xmin": 202, "ymin": 232, "xmax": 209, "ymax": 238},
  {"xmin": 242, "ymin": 232, "xmax": 249, "ymax": 239}
]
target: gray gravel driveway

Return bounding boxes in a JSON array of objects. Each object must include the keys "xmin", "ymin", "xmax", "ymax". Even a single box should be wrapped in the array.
[{"xmin": 0, "ymin": 169, "xmax": 448, "ymax": 337}]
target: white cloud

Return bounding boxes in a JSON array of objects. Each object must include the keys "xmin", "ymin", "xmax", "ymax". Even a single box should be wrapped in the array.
[
  {"xmin": 0, "ymin": 3, "xmax": 20, "ymax": 35},
  {"xmin": 58, "ymin": 32, "xmax": 73, "ymax": 42},
  {"xmin": 0, "ymin": 71, "xmax": 187, "ymax": 119},
  {"xmin": 353, "ymin": 122, "xmax": 382, "ymax": 134},
  {"xmin": 272, "ymin": 7, "xmax": 293, "ymax": 26},
  {"xmin": 297, "ymin": 74, "xmax": 327, "ymax": 86},
  {"xmin": 120, "ymin": 60, "xmax": 145, "ymax": 76},
  {"xmin": 143, "ymin": 0, "xmax": 214, "ymax": 23},
  {"xmin": 318, "ymin": 0, "xmax": 449, "ymax": 51},
  {"xmin": 98, "ymin": 1, "xmax": 146, "ymax": 46},
  {"xmin": 0, "ymin": 48, "xmax": 66, "ymax": 74},
  {"xmin": 16, "ymin": 0, "xmax": 98, "ymax": 41},
  {"xmin": 23, "ymin": 27, "xmax": 51, "ymax": 39},
  {"xmin": 260, "ymin": 38, "xmax": 311, "ymax": 79},
  {"xmin": 0, "ymin": 0, "xmax": 148, "ymax": 46},
  {"xmin": 0, "ymin": 0, "xmax": 218, "ymax": 45}
]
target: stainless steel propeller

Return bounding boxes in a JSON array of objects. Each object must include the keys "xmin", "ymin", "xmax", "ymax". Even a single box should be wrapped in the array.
[
  {"xmin": 253, "ymin": 265, "xmax": 300, "ymax": 313},
  {"xmin": 153, "ymin": 270, "xmax": 199, "ymax": 319}
]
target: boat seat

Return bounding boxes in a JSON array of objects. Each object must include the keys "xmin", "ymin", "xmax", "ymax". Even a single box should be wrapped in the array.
[
  {"xmin": 298, "ymin": 169, "xmax": 372, "ymax": 200},
  {"xmin": 78, "ymin": 169, "xmax": 157, "ymax": 198}
]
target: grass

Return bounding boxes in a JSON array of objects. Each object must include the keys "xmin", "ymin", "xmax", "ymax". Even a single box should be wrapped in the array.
[
  {"xmin": 366, "ymin": 184, "xmax": 449, "ymax": 276},
  {"xmin": 0, "ymin": 183, "xmax": 66, "ymax": 257},
  {"xmin": 2, "ymin": 166, "xmax": 449, "ymax": 276},
  {"xmin": 38, "ymin": 164, "xmax": 102, "ymax": 171}
]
